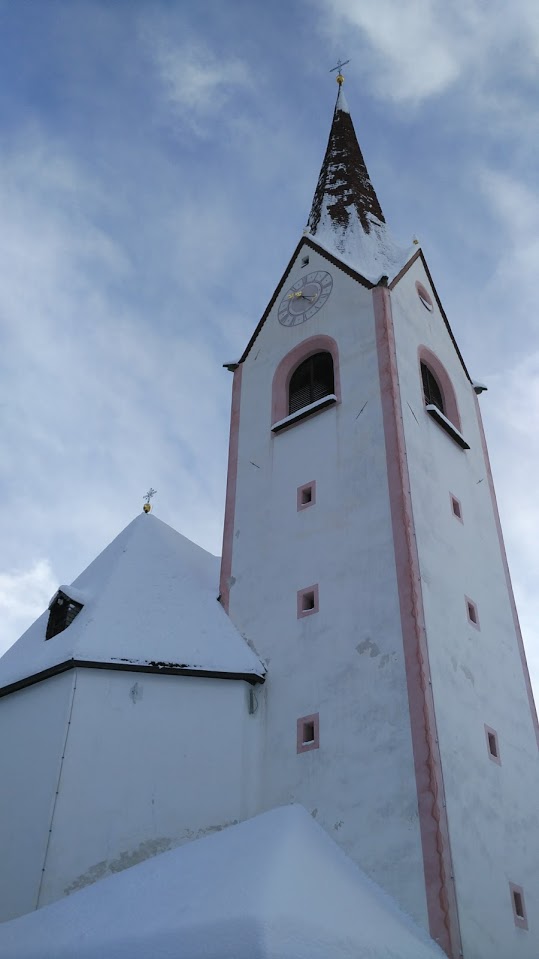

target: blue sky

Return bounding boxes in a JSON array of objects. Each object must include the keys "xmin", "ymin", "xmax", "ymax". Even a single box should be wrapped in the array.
[{"xmin": 1, "ymin": 0, "xmax": 538, "ymax": 692}]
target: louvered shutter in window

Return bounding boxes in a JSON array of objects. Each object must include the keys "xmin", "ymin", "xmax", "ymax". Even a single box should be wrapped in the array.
[
  {"xmin": 421, "ymin": 362, "xmax": 444, "ymax": 413},
  {"xmin": 288, "ymin": 352, "xmax": 334, "ymax": 415}
]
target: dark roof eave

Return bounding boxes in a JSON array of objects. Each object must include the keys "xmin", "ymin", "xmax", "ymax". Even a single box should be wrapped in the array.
[{"xmin": 0, "ymin": 658, "xmax": 266, "ymax": 698}]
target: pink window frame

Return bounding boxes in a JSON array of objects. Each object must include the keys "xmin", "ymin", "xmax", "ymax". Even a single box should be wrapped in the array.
[
  {"xmin": 271, "ymin": 334, "xmax": 341, "ymax": 426},
  {"xmin": 484, "ymin": 724, "xmax": 501, "ymax": 765},
  {"xmin": 297, "ymin": 584, "xmax": 319, "ymax": 619},
  {"xmin": 297, "ymin": 481, "xmax": 316, "ymax": 511},
  {"xmin": 297, "ymin": 712, "xmax": 320, "ymax": 753},
  {"xmin": 509, "ymin": 882, "xmax": 528, "ymax": 930},
  {"xmin": 418, "ymin": 345, "xmax": 462, "ymax": 430}
]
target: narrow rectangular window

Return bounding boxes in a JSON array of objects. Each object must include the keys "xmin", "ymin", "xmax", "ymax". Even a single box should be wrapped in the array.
[
  {"xmin": 297, "ymin": 713, "xmax": 319, "ymax": 753},
  {"xmin": 466, "ymin": 597, "xmax": 480, "ymax": 629},
  {"xmin": 303, "ymin": 721, "xmax": 315, "ymax": 743},
  {"xmin": 303, "ymin": 591, "xmax": 315, "ymax": 610},
  {"xmin": 509, "ymin": 883, "xmax": 528, "ymax": 929},
  {"xmin": 485, "ymin": 725, "xmax": 501, "ymax": 764},
  {"xmin": 297, "ymin": 584, "xmax": 319, "ymax": 618},
  {"xmin": 297, "ymin": 481, "xmax": 316, "ymax": 510},
  {"xmin": 450, "ymin": 494, "xmax": 462, "ymax": 521}
]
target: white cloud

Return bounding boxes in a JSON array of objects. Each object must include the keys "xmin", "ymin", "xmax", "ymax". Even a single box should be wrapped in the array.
[
  {"xmin": 311, "ymin": 0, "xmax": 539, "ymax": 105},
  {"xmin": 0, "ymin": 560, "xmax": 57, "ymax": 657},
  {"xmin": 141, "ymin": 22, "xmax": 250, "ymax": 133},
  {"xmin": 482, "ymin": 355, "xmax": 539, "ymax": 700},
  {"xmin": 0, "ymin": 125, "xmax": 244, "ymax": 649}
]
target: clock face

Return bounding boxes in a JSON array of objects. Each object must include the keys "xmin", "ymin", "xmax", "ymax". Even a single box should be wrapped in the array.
[{"xmin": 278, "ymin": 270, "xmax": 333, "ymax": 327}]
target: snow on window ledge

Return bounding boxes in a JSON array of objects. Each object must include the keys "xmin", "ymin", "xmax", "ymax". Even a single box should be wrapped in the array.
[
  {"xmin": 272, "ymin": 394, "xmax": 337, "ymax": 433},
  {"xmin": 425, "ymin": 404, "xmax": 470, "ymax": 450}
]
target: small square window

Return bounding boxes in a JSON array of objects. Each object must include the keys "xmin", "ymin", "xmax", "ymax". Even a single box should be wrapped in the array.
[
  {"xmin": 466, "ymin": 597, "xmax": 480, "ymax": 629},
  {"xmin": 297, "ymin": 584, "xmax": 319, "ymax": 618},
  {"xmin": 303, "ymin": 721, "xmax": 315, "ymax": 743},
  {"xmin": 485, "ymin": 725, "xmax": 501, "ymax": 764},
  {"xmin": 303, "ymin": 591, "xmax": 315, "ymax": 611},
  {"xmin": 450, "ymin": 494, "xmax": 462, "ymax": 521},
  {"xmin": 297, "ymin": 481, "xmax": 316, "ymax": 510},
  {"xmin": 509, "ymin": 883, "xmax": 528, "ymax": 929},
  {"xmin": 297, "ymin": 713, "xmax": 319, "ymax": 752}
]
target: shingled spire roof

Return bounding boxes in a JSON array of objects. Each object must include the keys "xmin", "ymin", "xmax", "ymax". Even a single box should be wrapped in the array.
[{"xmin": 306, "ymin": 84, "xmax": 411, "ymax": 283}]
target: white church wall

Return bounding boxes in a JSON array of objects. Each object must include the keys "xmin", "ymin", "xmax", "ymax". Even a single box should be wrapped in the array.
[
  {"xmin": 226, "ymin": 246, "xmax": 429, "ymax": 927},
  {"xmin": 32, "ymin": 669, "xmax": 262, "ymax": 908},
  {"xmin": 0, "ymin": 671, "xmax": 76, "ymax": 922},
  {"xmin": 391, "ymin": 258, "xmax": 539, "ymax": 958}
]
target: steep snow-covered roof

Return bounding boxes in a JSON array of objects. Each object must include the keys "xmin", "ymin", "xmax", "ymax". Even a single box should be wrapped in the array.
[
  {"xmin": 306, "ymin": 85, "xmax": 414, "ymax": 284},
  {"xmin": 0, "ymin": 513, "xmax": 264, "ymax": 691},
  {"xmin": 0, "ymin": 805, "xmax": 446, "ymax": 959}
]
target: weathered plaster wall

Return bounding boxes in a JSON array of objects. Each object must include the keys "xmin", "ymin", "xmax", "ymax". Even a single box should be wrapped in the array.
[
  {"xmin": 2, "ymin": 669, "xmax": 262, "ymax": 912},
  {"xmin": 226, "ymin": 246, "xmax": 428, "ymax": 926},
  {"xmin": 391, "ymin": 258, "xmax": 539, "ymax": 958},
  {"xmin": 0, "ymin": 671, "xmax": 75, "ymax": 921}
]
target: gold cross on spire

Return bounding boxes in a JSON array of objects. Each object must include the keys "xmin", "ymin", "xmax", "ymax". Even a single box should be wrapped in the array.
[
  {"xmin": 330, "ymin": 58, "xmax": 350, "ymax": 85},
  {"xmin": 143, "ymin": 488, "xmax": 157, "ymax": 513}
]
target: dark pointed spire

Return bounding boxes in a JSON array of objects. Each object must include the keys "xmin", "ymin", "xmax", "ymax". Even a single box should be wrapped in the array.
[
  {"xmin": 307, "ymin": 85, "xmax": 385, "ymax": 237},
  {"xmin": 306, "ymin": 81, "xmax": 410, "ymax": 283}
]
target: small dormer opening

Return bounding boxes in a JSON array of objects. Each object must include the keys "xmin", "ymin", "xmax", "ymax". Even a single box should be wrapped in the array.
[
  {"xmin": 46, "ymin": 591, "xmax": 83, "ymax": 640},
  {"xmin": 301, "ymin": 255, "xmax": 310, "ymax": 267}
]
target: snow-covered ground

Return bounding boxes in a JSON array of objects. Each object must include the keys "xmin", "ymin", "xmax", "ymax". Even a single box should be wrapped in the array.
[{"xmin": 0, "ymin": 805, "xmax": 446, "ymax": 959}]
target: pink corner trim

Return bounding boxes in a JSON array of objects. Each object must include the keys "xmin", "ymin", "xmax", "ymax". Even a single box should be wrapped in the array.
[
  {"xmin": 484, "ymin": 724, "xmax": 501, "ymax": 765},
  {"xmin": 509, "ymin": 882, "xmax": 528, "ymax": 930},
  {"xmin": 297, "ymin": 481, "xmax": 316, "ymax": 510},
  {"xmin": 297, "ymin": 713, "xmax": 319, "ymax": 752},
  {"xmin": 473, "ymin": 393, "xmax": 539, "ymax": 751},
  {"xmin": 465, "ymin": 596, "xmax": 480, "ymax": 630},
  {"xmin": 418, "ymin": 345, "xmax": 462, "ymax": 431},
  {"xmin": 219, "ymin": 365, "xmax": 242, "ymax": 612},
  {"xmin": 297, "ymin": 584, "xmax": 319, "ymax": 619},
  {"xmin": 271, "ymin": 334, "xmax": 341, "ymax": 426},
  {"xmin": 449, "ymin": 494, "xmax": 463, "ymax": 523},
  {"xmin": 374, "ymin": 286, "xmax": 462, "ymax": 958}
]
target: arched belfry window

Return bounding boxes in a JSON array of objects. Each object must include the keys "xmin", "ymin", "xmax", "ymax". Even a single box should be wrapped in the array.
[
  {"xmin": 421, "ymin": 362, "xmax": 444, "ymax": 413},
  {"xmin": 418, "ymin": 347, "xmax": 470, "ymax": 449},
  {"xmin": 271, "ymin": 334, "xmax": 340, "ymax": 431},
  {"xmin": 289, "ymin": 352, "xmax": 334, "ymax": 415}
]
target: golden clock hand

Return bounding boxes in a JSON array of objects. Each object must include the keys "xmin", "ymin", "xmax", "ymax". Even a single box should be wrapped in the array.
[{"xmin": 287, "ymin": 291, "xmax": 303, "ymax": 300}]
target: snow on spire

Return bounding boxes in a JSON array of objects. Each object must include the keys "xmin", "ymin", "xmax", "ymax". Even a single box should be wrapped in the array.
[{"xmin": 306, "ymin": 85, "xmax": 411, "ymax": 284}]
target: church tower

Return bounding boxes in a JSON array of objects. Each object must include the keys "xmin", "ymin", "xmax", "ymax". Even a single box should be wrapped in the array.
[{"xmin": 220, "ymin": 77, "xmax": 539, "ymax": 959}]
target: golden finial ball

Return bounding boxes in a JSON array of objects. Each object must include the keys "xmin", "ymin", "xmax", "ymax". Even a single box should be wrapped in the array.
[
  {"xmin": 336, "ymin": 73, "xmax": 344, "ymax": 85},
  {"xmin": 143, "ymin": 503, "xmax": 152, "ymax": 513}
]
